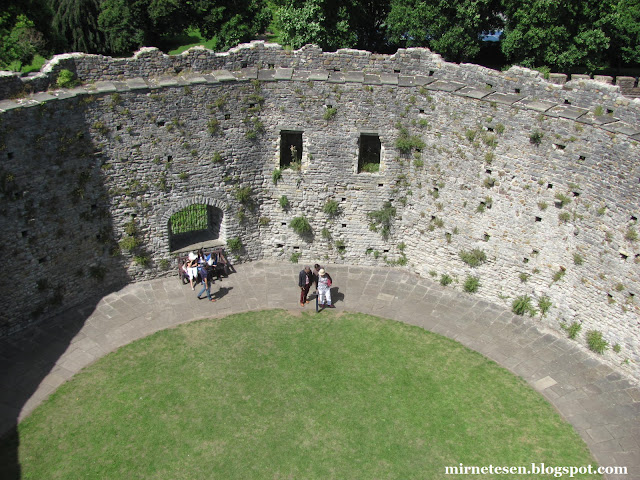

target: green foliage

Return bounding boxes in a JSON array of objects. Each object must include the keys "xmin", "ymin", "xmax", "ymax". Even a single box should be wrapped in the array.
[
  {"xmin": 558, "ymin": 212, "xmax": 571, "ymax": 223},
  {"xmin": 465, "ymin": 129, "xmax": 476, "ymax": 142},
  {"xmin": 386, "ymin": 0, "xmax": 500, "ymax": 62},
  {"xmin": 124, "ymin": 219, "xmax": 138, "ymax": 236},
  {"xmin": 272, "ymin": 168, "xmax": 282, "ymax": 185},
  {"xmin": 538, "ymin": 201, "xmax": 548, "ymax": 211},
  {"xmin": 158, "ymin": 259, "xmax": 170, "ymax": 271},
  {"xmin": 500, "ymin": 0, "xmax": 631, "ymax": 72},
  {"xmin": 290, "ymin": 216, "xmax": 312, "ymax": 236},
  {"xmin": 463, "ymin": 276, "xmax": 480, "ymax": 293},
  {"xmin": 613, "ymin": 343, "xmax": 621, "ymax": 354},
  {"xmin": 258, "ymin": 216, "xmax": 270, "ymax": 226},
  {"xmin": 279, "ymin": 195, "xmax": 290, "ymax": 210},
  {"xmin": 519, "ymin": 273, "xmax": 530, "ymax": 283},
  {"xmin": 458, "ymin": 249, "xmax": 487, "ymax": 267},
  {"xmin": 178, "ymin": 172, "xmax": 189, "ymax": 181},
  {"xmin": 169, "ymin": 204, "xmax": 208, "ymax": 234},
  {"xmin": 367, "ymin": 201, "xmax": 396, "ymax": 240},
  {"xmin": 483, "ymin": 177, "xmax": 497, "ymax": 188},
  {"xmin": 554, "ymin": 193, "xmax": 571, "ymax": 207},
  {"xmin": 625, "ymin": 227, "xmax": 638, "ymax": 242},
  {"xmin": 207, "ymin": 119, "xmax": 220, "ymax": 135},
  {"xmin": 440, "ymin": 274, "xmax": 452, "ymax": 286},
  {"xmin": 561, "ymin": 321, "xmax": 582, "ymax": 340},
  {"xmin": 226, "ymin": 237, "xmax": 242, "ymax": 253},
  {"xmin": 361, "ymin": 162, "xmax": 380, "ymax": 173},
  {"xmin": 586, "ymin": 330, "xmax": 609, "ymax": 354},
  {"xmin": 0, "ymin": 12, "xmax": 46, "ymax": 70},
  {"xmin": 118, "ymin": 236, "xmax": 139, "ymax": 252},
  {"xmin": 321, "ymin": 227, "xmax": 331, "ymax": 240},
  {"xmin": 323, "ymin": 199, "xmax": 340, "ymax": 217},
  {"xmin": 290, "ymin": 252, "xmax": 302, "ymax": 263},
  {"xmin": 57, "ymin": 69, "xmax": 79, "ymax": 88},
  {"xmin": 134, "ymin": 255, "xmax": 150, "ymax": 267},
  {"xmin": 323, "ymin": 106, "xmax": 337, "ymax": 120},
  {"xmin": 573, "ymin": 253, "xmax": 584, "ymax": 266},
  {"xmin": 234, "ymin": 186, "xmax": 252, "ymax": 205},
  {"xmin": 552, "ymin": 269, "xmax": 566, "ymax": 283},
  {"xmin": 538, "ymin": 296, "xmax": 552, "ymax": 317},
  {"xmin": 395, "ymin": 126, "xmax": 425, "ymax": 154},
  {"xmin": 512, "ymin": 295, "xmax": 535, "ymax": 316},
  {"xmin": 212, "ymin": 152, "xmax": 223, "ymax": 164},
  {"xmin": 530, "ymin": 131, "xmax": 544, "ymax": 145}
]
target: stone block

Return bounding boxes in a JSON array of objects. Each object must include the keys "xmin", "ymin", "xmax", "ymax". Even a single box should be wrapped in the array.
[
  {"xmin": 454, "ymin": 86, "xmax": 493, "ymax": 99},
  {"xmin": 274, "ymin": 68, "xmax": 294, "ymax": 80},
  {"xmin": 126, "ymin": 78, "xmax": 149, "ymax": 90},
  {"xmin": 94, "ymin": 81, "xmax": 118, "ymax": 92},
  {"xmin": 425, "ymin": 80, "xmax": 465, "ymax": 92},
  {"xmin": 483, "ymin": 92, "xmax": 524, "ymax": 105},
  {"xmin": 343, "ymin": 71, "xmax": 364, "ymax": 83},
  {"xmin": 547, "ymin": 105, "xmax": 588, "ymax": 120},
  {"xmin": 380, "ymin": 73, "xmax": 398, "ymax": 85},
  {"xmin": 363, "ymin": 74, "xmax": 381, "ymax": 85},
  {"xmin": 212, "ymin": 70, "xmax": 236, "ymax": 82},
  {"xmin": 518, "ymin": 98, "xmax": 558, "ymax": 112}
]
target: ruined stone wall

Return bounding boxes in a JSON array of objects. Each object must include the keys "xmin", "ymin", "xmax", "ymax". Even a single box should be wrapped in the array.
[
  {"xmin": 1, "ymin": 42, "xmax": 640, "ymax": 101},
  {"xmin": 0, "ymin": 46, "xmax": 638, "ymax": 378}
]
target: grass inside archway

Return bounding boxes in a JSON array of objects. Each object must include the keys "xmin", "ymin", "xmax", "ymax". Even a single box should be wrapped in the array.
[{"xmin": 9, "ymin": 310, "xmax": 599, "ymax": 479}]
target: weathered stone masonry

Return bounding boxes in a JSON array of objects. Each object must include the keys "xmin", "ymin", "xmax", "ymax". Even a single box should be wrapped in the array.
[{"xmin": 0, "ymin": 42, "xmax": 638, "ymax": 379}]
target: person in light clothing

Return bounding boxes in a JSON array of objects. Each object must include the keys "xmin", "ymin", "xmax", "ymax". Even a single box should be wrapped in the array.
[{"xmin": 317, "ymin": 268, "xmax": 335, "ymax": 308}]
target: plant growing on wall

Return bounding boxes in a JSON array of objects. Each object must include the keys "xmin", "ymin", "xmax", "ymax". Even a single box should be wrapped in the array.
[
  {"xmin": 395, "ymin": 125, "xmax": 425, "ymax": 154},
  {"xmin": 227, "ymin": 237, "xmax": 243, "ymax": 253},
  {"xmin": 323, "ymin": 106, "xmax": 337, "ymax": 120},
  {"xmin": 323, "ymin": 199, "xmax": 340, "ymax": 217},
  {"xmin": 57, "ymin": 69, "xmax": 79, "ymax": 88},
  {"xmin": 207, "ymin": 119, "xmax": 221, "ymax": 135},
  {"xmin": 290, "ymin": 216, "xmax": 312, "ymax": 236},
  {"xmin": 538, "ymin": 296, "xmax": 552, "ymax": 317},
  {"xmin": 530, "ymin": 131, "xmax": 544, "ymax": 145},
  {"xmin": 367, "ymin": 201, "xmax": 396, "ymax": 240},
  {"xmin": 512, "ymin": 295, "xmax": 536, "ymax": 316},
  {"xmin": 586, "ymin": 330, "xmax": 609, "ymax": 354},
  {"xmin": 272, "ymin": 168, "xmax": 282, "ymax": 185},
  {"xmin": 561, "ymin": 322, "xmax": 582, "ymax": 340},
  {"xmin": 463, "ymin": 276, "xmax": 480, "ymax": 293},
  {"xmin": 234, "ymin": 186, "xmax": 252, "ymax": 206},
  {"xmin": 459, "ymin": 249, "xmax": 487, "ymax": 267},
  {"xmin": 279, "ymin": 195, "xmax": 290, "ymax": 210}
]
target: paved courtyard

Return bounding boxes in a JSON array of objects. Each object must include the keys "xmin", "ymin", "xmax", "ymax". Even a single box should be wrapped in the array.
[{"xmin": 0, "ymin": 261, "xmax": 638, "ymax": 479}]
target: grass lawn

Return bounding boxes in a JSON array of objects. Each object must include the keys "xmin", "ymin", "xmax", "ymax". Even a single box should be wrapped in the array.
[{"xmin": 4, "ymin": 310, "xmax": 599, "ymax": 479}]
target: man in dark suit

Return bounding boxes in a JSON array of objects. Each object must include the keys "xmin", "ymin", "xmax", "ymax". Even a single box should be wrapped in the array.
[{"xmin": 298, "ymin": 266, "xmax": 313, "ymax": 307}]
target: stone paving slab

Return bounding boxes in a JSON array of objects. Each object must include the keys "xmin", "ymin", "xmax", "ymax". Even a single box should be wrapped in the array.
[{"xmin": 0, "ymin": 260, "xmax": 637, "ymax": 479}]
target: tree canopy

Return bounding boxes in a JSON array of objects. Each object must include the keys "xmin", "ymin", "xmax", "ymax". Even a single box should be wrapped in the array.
[{"xmin": 0, "ymin": 0, "xmax": 637, "ymax": 74}]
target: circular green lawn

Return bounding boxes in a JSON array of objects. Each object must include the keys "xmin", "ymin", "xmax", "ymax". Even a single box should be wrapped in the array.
[{"xmin": 9, "ymin": 310, "xmax": 599, "ymax": 479}]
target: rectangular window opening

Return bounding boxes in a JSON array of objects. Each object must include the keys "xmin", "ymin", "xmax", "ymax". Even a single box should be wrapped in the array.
[
  {"xmin": 280, "ymin": 130, "xmax": 303, "ymax": 169},
  {"xmin": 358, "ymin": 134, "xmax": 381, "ymax": 173}
]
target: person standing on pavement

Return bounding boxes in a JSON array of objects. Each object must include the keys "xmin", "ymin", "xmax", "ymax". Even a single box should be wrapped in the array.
[
  {"xmin": 298, "ymin": 266, "xmax": 313, "ymax": 307},
  {"xmin": 317, "ymin": 268, "xmax": 335, "ymax": 308}
]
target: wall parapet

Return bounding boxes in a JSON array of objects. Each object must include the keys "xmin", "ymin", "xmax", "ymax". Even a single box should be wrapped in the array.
[
  {"xmin": 1, "ymin": 41, "xmax": 639, "ymax": 102},
  {"xmin": 2, "ymin": 61, "xmax": 639, "ymax": 140}
]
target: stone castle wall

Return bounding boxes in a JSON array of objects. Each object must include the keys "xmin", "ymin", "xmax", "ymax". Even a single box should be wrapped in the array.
[{"xmin": 0, "ymin": 43, "xmax": 638, "ymax": 378}]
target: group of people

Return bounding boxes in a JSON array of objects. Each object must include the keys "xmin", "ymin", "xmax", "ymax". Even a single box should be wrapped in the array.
[
  {"xmin": 298, "ymin": 264, "xmax": 335, "ymax": 308},
  {"xmin": 181, "ymin": 249, "xmax": 218, "ymax": 302}
]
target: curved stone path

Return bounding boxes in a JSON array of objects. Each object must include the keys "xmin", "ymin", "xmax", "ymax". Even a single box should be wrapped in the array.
[{"xmin": 1, "ymin": 261, "xmax": 638, "ymax": 479}]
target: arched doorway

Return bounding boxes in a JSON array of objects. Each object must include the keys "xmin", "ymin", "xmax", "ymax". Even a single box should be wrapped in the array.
[{"xmin": 168, "ymin": 203, "xmax": 224, "ymax": 252}]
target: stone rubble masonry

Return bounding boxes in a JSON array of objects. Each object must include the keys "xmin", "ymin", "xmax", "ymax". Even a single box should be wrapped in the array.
[{"xmin": 0, "ymin": 43, "xmax": 638, "ymax": 381}]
